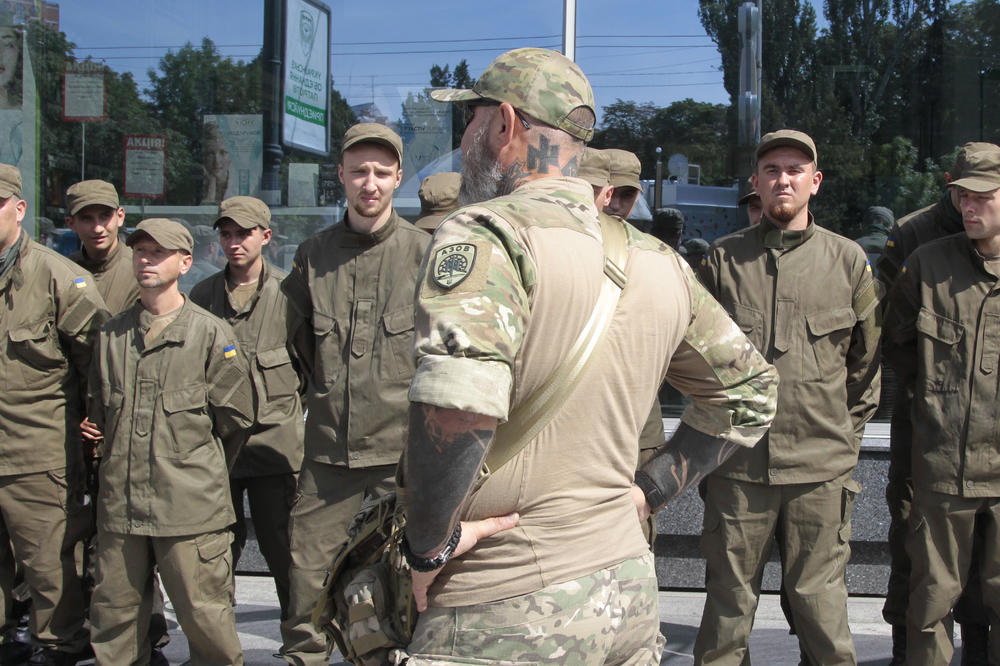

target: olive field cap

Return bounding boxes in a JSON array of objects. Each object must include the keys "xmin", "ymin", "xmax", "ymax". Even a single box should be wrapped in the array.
[
  {"xmin": 416, "ymin": 172, "xmax": 462, "ymax": 231},
  {"xmin": 606, "ymin": 149, "xmax": 642, "ymax": 190},
  {"xmin": 216, "ymin": 196, "xmax": 271, "ymax": 230},
  {"xmin": 66, "ymin": 179, "xmax": 120, "ymax": 216},
  {"xmin": 0, "ymin": 163, "xmax": 22, "ymax": 198},
  {"xmin": 952, "ymin": 142, "xmax": 998, "ymax": 178},
  {"xmin": 430, "ymin": 47, "xmax": 596, "ymax": 142},
  {"xmin": 947, "ymin": 143, "xmax": 1000, "ymax": 193},
  {"xmin": 738, "ymin": 190, "xmax": 760, "ymax": 206},
  {"xmin": 654, "ymin": 207, "xmax": 685, "ymax": 229},
  {"xmin": 127, "ymin": 218, "xmax": 194, "ymax": 254},
  {"xmin": 577, "ymin": 148, "xmax": 611, "ymax": 187},
  {"xmin": 342, "ymin": 123, "xmax": 403, "ymax": 165},
  {"xmin": 756, "ymin": 129, "xmax": 817, "ymax": 164}
]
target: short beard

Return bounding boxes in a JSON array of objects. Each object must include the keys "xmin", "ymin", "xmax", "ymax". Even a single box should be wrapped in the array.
[
  {"xmin": 767, "ymin": 200, "xmax": 801, "ymax": 224},
  {"xmin": 459, "ymin": 121, "xmax": 505, "ymax": 206}
]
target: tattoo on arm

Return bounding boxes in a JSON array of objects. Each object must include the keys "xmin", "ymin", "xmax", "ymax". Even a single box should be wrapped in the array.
[
  {"xmin": 404, "ymin": 403, "xmax": 498, "ymax": 556},
  {"xmin": 636, "ymin": 422, "xmax": 740, "ymax": 510}
]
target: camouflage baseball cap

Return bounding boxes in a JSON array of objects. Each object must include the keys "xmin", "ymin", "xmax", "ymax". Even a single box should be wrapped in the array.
[
  {"xmin": 342, "ymin": 123, "xmax": 403, "ymax": 165},
  {"xmin": 0, "ymin": 163, "xmax": 21, "ymax": 198},
  {"xmin": 948, "ymin": 142, "xmax": 1000, "ymax": 193},
  {"xmin": 578, "ymin": 148, "xmax": 611, "ymax": 187},
  {"xmin": 66, "ymin": 179, "xmax": 120, "ymax": 216},
  {"xmin": 430, "ymin": 47, "xmax": 596, "ymax": 142},
  {"xmin": 127, "ymin": 218, "xmax": 194, "ymax": 254},
  {"xmin": 756, "ymin": 129, "xmax": 817, "ymax": 164},
  {"xmin": 216, "ymin": 195, "xmax": 271, "ymax": 230},
  {"xmin": 607, "ymin": 149, "xmax": 642, "ymax": 190}
]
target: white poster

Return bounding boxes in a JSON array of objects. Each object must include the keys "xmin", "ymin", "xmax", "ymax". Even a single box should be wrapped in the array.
[
  {"xmin": 63, "ymin": 60, "xmax": 105, "ymax": 121},
  {"xmin": 202, "ymin": 114, "xmax": 262, "ymax": 203},
  {"xmin": 123, "ymin": 134, "xmax": 166, "ymax": 199},
  {"xmin": 0, "ymin": 26, "xmax": 36, "ymax": 234},
  {"xmin": 282, "ymin": 0, "xmax": 329, "ymax": 156}
]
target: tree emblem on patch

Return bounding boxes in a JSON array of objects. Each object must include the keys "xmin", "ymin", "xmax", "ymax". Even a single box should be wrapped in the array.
[{"xmin": 432, "ymin": 243, "xmax": 477, "ymax": 289}]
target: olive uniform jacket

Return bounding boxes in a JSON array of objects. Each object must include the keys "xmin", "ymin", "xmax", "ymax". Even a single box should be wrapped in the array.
[
  {"xmin": 282, "ymin": 210, "xmax": 430, "ymax": 468},
  {"xmin": 70, "ymin": 240, "xmax": 140, "ymax": 315},
  {"xmin": 190, "ymin": 260, "xmax": 304, "ymax": 478},
  {"xmin": 883, "ymin": 234, "xmax": 1000, "ymax": 497},
  {"xmin": 0, "ymin": 230, "xmax": 109, "ymax": 476},
  {"xmin": 698, "ymin": 217, "xmax": 881, "ymax": 485},
  {"xmin": 88, "ymin": 298, "xmax": 254, "ymax": 536}
]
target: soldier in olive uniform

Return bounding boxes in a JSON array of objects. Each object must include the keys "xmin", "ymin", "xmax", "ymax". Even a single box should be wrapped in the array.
[
  {"xmin": 414, "ymin": 172, "xmax": 460, "ymax": 232},
  {"xmin": 87, "ymin": 218, "xmax": 254, "ymax": 665},
  {"xmin": 882, "ymin": 143, "xmax": 1000, "ymax": 666},
  {"xmin": 279, "ymin": 124, "xmax": 430, "ymax": 666},
  {"xmin": 876, "ymin": 142, "xmax": 996, "ymax": 664},
  {"xmin": 0, "ymin": 164, "xmax": 106, "ymax": 665},
  {"xmin": 190, "ymin": 196, "xmax": 304, "ymax": 645},
  {"xmin": 401, "ymin": 48, "xmax": 778, "ymax": 665},
  {"xmin": 66, "ymin": 180, "xmax": 139, "ymax": 314},
  {"xmin": 694, "ymin": 130, "xmax": 881, "ymax": 665}
]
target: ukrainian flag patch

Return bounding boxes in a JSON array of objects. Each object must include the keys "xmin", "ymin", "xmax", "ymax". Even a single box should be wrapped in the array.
[
  {"xmin": 73, "ymin": 277, "xmax": 87, "ymax": 288},
  {"xmin": 886, "ymin": 239, "xmax": 895, "ymax": 247},
  {"xmin": 223, "ymin": 344, "xmax": 237, "ymax": 359}
]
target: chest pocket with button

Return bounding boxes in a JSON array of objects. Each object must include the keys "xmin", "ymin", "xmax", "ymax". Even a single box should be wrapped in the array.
[
  {"xmin": 7, "ymin": 317, "xmax": 66, "ymax": 385},
  {"xmin": 729, "ymin": 302, "xmax": 764, "ymax": 353},
  {"xmin": 161, "ymin": 386, "xmax": 212, "ymax": 456},
  {"xmin": 311, "ymin": 312, "xmax": 342, "ymax": 390},
  {"xmin": 380, "ymin": 306, "xmax": 415, "ymax": 380},
  {"xmin": 804, "ymin": 307, "xmax": 856, "ymax": 382},
  {"xmin": 915, "ymin": 307, "xmax": 965, "ymax": 393},
  {"xmin": 257, "ymin": 346, "xmax": 299, "ymax": 399}
]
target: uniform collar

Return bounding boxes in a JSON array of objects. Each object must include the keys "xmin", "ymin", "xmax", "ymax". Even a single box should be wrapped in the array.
[
  {"xmin": 340, "ymin": 209, "xmax": 400, "ymax": 247},
  {"xmin": 136, "ymin": 297, "xmax": 191, "ymax": 350},
  {"xmin": 0, "ymin": 229, "xmax": 27, "ymax": 291},
  {"xmin": 75, "ymin": 238, "xmax": 124, "ymax": 274},
  {"xmin": 966, "ymin": 236, "xmax": 1000, "ymax": 280},
  {"xmin": 760, "ymin": 213, "xmax": 816, "ymax": 250},
  {"xmin": 223, "ymin": 259, "xmax": 270, "ymax": 314}
]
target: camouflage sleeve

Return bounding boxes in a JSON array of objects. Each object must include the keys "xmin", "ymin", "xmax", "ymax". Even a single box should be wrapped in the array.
[
  {"xmin": 846, "ymin": 258, "xmax": 882, "ymax": 443},
  {"xmin": 881, "ymin": 255, "xmax": 921, "ymax": 392},
  {"xmin": 667, "ymin": 261, "xmax": 778, "ymax": 448},
  {"xmin": 408, "ymin": 208, "xmax": 535, "ymax": 421},
  {"xmin": 206, "ymin": 321, "xmax": 255, "ymax": 469}
]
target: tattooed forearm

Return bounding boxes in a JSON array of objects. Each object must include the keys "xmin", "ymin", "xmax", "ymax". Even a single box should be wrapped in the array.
[
  {"xmin": 635, "ymin": 423, "xmax": 741, "ymax": 510},
  {"xmin": 404, "ymin": 402, "xmax": 499, "ymax": 556}
]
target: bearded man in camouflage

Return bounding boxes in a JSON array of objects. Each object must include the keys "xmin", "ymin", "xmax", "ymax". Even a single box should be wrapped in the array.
[{"xmin": 399, "ymin": 47, "xmax": 779, "ymax": 665}]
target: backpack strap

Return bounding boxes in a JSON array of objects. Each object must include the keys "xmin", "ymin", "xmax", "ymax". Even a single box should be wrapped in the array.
[{"xmin": 484, "ymin": 214, "xmax": 629, "ymax": 472}]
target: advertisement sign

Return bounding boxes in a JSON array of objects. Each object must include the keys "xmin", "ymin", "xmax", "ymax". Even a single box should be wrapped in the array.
[
  {"xmin": 201, "ymin": 114, "xmax": 262, "ymax": 203},
  {"xmin": 282, "ymin": 0, "xmax": 329, "ymax": 156},
  {"xmin": 123, "ymin": 134, "xmax": 166, "ymax": 199},
  {"xmin": 62, "ymin": 59, "xmax": 105, "ymax": 122}
]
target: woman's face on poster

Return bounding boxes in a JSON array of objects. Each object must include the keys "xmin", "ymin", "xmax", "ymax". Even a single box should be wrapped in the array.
[{"xmin": 0, "ymin": 28, "xmax": 19, "ymax": 89}]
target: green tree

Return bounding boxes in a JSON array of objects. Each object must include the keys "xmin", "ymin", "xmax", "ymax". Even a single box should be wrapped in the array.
[{"xmin": 429, "ymin": 60, "xmax": 476, "ymax": 148}]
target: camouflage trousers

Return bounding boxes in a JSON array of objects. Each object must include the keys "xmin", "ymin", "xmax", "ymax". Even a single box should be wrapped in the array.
[{"xmin": 406, "ymin": 552, "xmax": 664, "ymax": 665}]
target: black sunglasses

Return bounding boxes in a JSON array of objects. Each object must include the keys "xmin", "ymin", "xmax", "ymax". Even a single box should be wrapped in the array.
[{"xmin": 462, "ymin": 99, "xmax": 532, "ymax": 130}]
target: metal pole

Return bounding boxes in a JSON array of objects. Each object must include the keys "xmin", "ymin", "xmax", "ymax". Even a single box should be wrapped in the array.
[
  {"xmin": 654, "ymin": 147, "xmax": 663, "ymax": 209},
  {"xmin": 261, "ymin": 0, "xmax": 285, "ymax": 206},
  {"xmin": 563, "ymin": 0, "xmax": 576, "ymax": 61},
  {"xmin": 81, "ymin": 122, "xmax": 85, "ymax": 180}
]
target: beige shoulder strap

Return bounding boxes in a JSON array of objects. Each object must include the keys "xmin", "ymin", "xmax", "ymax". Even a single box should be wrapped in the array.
[{"xmin": 484, "ymin": 214, "xmax": 629, "ymax": 472}]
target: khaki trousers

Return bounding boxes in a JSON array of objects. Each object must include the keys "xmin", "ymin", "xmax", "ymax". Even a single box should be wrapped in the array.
[
  {"xmin": 90, "ymin": 529, "xmax": 242, "ymax": 666},
  {"xmin": 279, "ymin": 460, "xmax": 395, "ymax": 666},
  {"xmin": 905, "ymin": 491, "xmax": 1000, "ymax": 666},
  {"xmin": 0, "ymin": 468, "xmax": 89, "ymax": 651},
  {"xmin": 230, "ymin": 473, "xmax": 297, "ymax": 633},
  {"xmin": 408, "ymin": 553, "xmax": 663, "ymax": 665},
  {"xmin": 694, "ymin": 474, "xmax": 859, "ymax": 666}
]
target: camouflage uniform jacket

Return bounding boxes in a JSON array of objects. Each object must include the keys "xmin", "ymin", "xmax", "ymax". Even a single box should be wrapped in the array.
[
  {"xmin": 88, "ymin": 298, "xmax": 254, "ymax": 536},
  {"xmin": 698, "ymin": 216, "xmax": 881, "ymax": 485},
  {"xmin": 875, "ymin": 191, "xmax": 963, "ymax": 297},
  {"xmin": 410, "ymin": 177, "xmax": 777, "ymax": 607},
  {"xmin": 190, "ymin": 260, "xmax": 304, "ymax": 478},
  {"xmin": 70, "ymin": 240, "xmax": 140, "ymax": 314},
  {"xmin": 0, "ymin": 230, "xmax": 109, "ymax": 476},
  {"xmin": 282, "ymin": 210, "xmax": 429, "ymax": 467},
  {"xmin": 883, "ymin": 234, "xmax": 1000, "ymax": 497}
]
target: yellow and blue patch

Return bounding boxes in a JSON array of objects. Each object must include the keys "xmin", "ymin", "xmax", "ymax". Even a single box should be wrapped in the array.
[
  {"xmin": 223, "ymin": 344, "xmax": 237, "ymax": 359},
  {"xmin": 73, "ymin": 277, "xmax": 87, "ymax": 289}
]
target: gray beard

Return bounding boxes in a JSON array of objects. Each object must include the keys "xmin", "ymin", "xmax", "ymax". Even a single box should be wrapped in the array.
[{"xmin": 459, "ymin": 122, "xmax": 508, "ymax": 206}]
